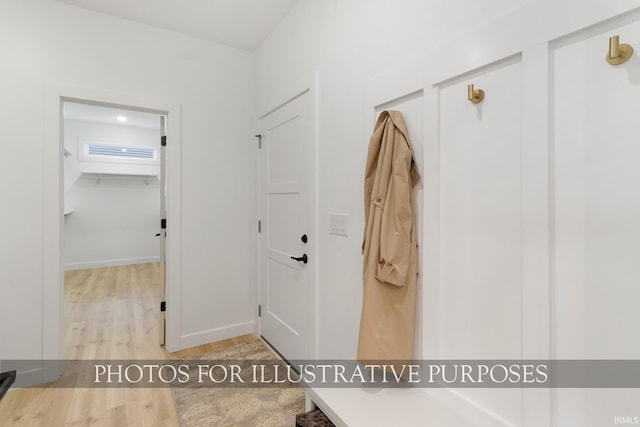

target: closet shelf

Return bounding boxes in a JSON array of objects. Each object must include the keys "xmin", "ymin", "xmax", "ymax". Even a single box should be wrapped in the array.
[{"xmin": 81, "ymin": 172, "xmax": 159, "ymax": 185}]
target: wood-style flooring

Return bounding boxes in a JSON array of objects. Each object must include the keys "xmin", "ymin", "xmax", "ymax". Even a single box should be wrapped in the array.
[{"xmin": 0, "ymin": 263, "xmax": 254, "ymax": 426}]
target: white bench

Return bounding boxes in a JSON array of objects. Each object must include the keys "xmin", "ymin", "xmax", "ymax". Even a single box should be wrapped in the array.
[{"xmin": 304, "ymin": 387, "xmax": 478, "ymax": 427}]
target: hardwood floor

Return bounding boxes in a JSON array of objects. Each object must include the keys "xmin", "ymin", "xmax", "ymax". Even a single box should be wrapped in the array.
[{"xmin": 0, "ymin": 264, "xmax": 255, "ymax": 426}]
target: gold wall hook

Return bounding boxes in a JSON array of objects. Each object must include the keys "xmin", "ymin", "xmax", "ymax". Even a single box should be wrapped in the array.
[
  {"xmin": 467, "ymin": 84, "xmax": 485, "ymax": 104},
  {"xmin": 606, "ymin": 35, "xmax": 633, "ymax": 65}
]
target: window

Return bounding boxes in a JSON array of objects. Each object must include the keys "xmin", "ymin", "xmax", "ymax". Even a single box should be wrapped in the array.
[{"xmin": 79, "ymin": 141, "xmax": 158, "ymax": 165}]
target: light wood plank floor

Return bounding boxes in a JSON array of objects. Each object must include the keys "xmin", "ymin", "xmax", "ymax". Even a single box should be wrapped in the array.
[{"xmin": 0, "ymin": 264, "xmax": 255, "ymax": 427}]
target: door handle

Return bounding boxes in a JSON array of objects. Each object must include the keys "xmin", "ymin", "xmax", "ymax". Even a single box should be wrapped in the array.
[{"xmin": 290, "ymin": 254, "xmax": 308, "ymax": 264}]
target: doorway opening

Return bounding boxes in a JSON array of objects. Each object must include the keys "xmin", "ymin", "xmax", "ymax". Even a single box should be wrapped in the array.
[{"xmin": 61, "ymin": 99, "xmax": 168, "ymax": 360}]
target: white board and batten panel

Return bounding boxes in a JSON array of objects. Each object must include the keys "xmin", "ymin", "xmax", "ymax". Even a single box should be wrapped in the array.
[
  {"xmin": 552, "ymin": 12, "xmax": 640, "ymax": 361},
  {"xmin": 551, "ymin": 13, "xmax": 640, "ymax": 426},
  {"xmin": 433, "ymin": 8, "xmax": 640, "ymax": 427},
  {"xmin": 355, "ymin": 3, "xmax": 640, "ymax": 427},
  {"xmin": 427, "ymin": 13, "xmax": 640, "ymax": 424},
  {"xmin": 357, "ymin": 55, "xmax": 526, "ymax": 426},
  {"xmin": 438, "ymin": 55, "xmax": 523, "ymax": 362},
  {"xmin": 359, "ymin": 50, "xmax": 528, "ymax": 427},
  {"xmin": 436, "ymin": 55, "xmax": 524, "ymax": 426}
]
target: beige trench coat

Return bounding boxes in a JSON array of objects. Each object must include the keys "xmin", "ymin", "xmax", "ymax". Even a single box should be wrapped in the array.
[{"xmin": 357, "ymin": 110, "xmax": 420, "ymax": 361}]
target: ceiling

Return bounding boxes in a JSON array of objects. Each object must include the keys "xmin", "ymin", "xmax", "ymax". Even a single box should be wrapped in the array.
[
  {"xmin": 52, "ymin": 0, "xmax": 299, "ymax": 51},
  {"xmin": 64, "ymin": 102, "xmax": 161, "ymax": 129}
]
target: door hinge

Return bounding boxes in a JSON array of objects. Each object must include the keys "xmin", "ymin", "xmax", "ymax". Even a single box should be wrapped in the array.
[
  {"xmin": 161, "ymin": 135, "xmax": 167, "ymax": 146},
  {"xmin": 160, "ymin": 301, "xmax": 166, "ymax": 312},
  {"xmin": 258, "ymin": 305, "xmax": 261, "ymax": 317},
  {"xmin": 161, "ymin": 219, "xmax": 167, "ymax": 229},
  {"xmin": 258, "ymin": 220, "xmax": 261, "ymax": 233},
  {"xmin": 255, "ymin": 134, "xmax": 262, "ymax": 149}
]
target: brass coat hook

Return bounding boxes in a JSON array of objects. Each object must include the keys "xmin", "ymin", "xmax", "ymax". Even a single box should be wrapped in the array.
[
  {"xmin": 606, "ymin": 35, "xmax": 633, "ymax": 65},
  {"xmin": 467, "ymin": 84, "xmax": 485, "ymax": 104}
]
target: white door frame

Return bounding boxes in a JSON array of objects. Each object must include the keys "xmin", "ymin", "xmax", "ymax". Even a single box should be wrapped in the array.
[
  {"xmin": 159, "ymin": 114, "xmax": 168, "ymax": 346},
  {"xmin": 43, "ymin": 85, "xmax": 183, "ymax": 382},
  {"xmin": 255, "ymin": 72, "xmax": 319, "ymax": 359}
]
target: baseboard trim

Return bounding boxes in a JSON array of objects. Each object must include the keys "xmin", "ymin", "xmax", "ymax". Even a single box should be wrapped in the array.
[
  {"xmin": 179, "ymin": 321, "xmax": 255, "ymax": 351},
  {"xmin": 64, "ymin": 256, "xmax": 160, "ymax": 271},
  {"xmin": 425, "ymin": 388, "xmax": 513, "ymax": 427},
  {"xmin": 11, "ymin": 366, "xmax": 43, "ymax": 389}
]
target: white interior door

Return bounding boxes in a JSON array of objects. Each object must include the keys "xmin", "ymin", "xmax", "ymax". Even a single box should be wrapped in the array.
[{"xmin": 259, "ymin": 91, "xmax": 311, "ymax": 361}]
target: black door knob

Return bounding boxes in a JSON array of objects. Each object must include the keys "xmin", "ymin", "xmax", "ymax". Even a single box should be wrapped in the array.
[
  {"xmin": 301, "ymin": 234, "xmax": 308, "ymax": 243},
  {"xmin": 290, "ymin": 254, "xmax": 308, "ymax": 264}
]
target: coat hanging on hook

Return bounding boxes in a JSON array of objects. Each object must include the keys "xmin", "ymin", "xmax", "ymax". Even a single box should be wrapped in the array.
[{"xmin": 358, "ymin": 110, "xmax": 420, "ymax": 362}]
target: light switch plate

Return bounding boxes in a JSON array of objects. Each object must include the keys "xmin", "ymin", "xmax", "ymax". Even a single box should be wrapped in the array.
[{"xmin": 330, "ymin": 213, "xmax": 348, "ymax": 237}]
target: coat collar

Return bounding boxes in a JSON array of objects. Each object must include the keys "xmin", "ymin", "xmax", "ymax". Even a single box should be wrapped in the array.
[{"xmin": 377, "ymin": 110, "xmax": 421, "ymax": 186}]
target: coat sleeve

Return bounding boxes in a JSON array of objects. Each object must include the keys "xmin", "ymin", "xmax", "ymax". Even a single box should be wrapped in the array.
[{"xmin": 375, "ymin": 138, "xmax": 415, "ymax": 287}]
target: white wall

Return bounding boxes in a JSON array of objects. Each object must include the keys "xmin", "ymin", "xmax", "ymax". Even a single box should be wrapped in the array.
[
  {"xmin": 63, "ymin": 119, "xmax": 161, "ymax": 270},
  {"xmin": 255, "ymin": 0, "xmax": 533, "ymax": 359},
  {"xmin": 0, "ymin": 0, "xmax": 254, "ymax": 363}
]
